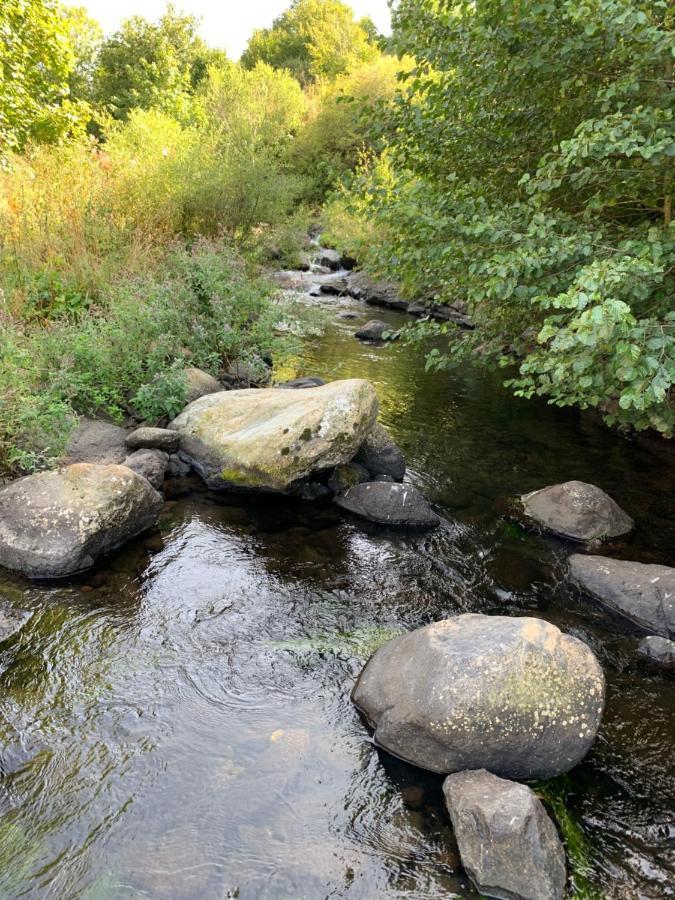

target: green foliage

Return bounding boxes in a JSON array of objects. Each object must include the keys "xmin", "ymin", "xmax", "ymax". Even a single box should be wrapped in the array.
[
  {"xmin": 92, "ymin": 5, "xmax": 205, "ymax": 121},
  {"xmin": 333, "ymin": 0, "xmax": 675, "ymax": 435},
  {"xmin": 293, "ymin": 54, "xmax": 402, "ymax": 196},
  {"xmin": 0, "ymin": 239, "xmax": 312, "ymax": 474},
  {"xmin": 61, "ymin": 5, "xmax": 103, "ymax": 103},
  {"xmin": 0, "ymin": 0, "xmax": 89, "ymax": 152},
  {"xmin": 241, "ymin": 0, "xmax": 379, "ymax": 85}
]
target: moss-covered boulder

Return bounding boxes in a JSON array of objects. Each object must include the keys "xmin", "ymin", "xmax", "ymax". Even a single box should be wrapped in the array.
[
  {"xmin": 168, "ymin": 379, "xmax": 379, "ymax": 492},
  {"xmin": 0, "ymin": 464, "xmax": 162, "ymax": 579},
  {"xmin": 352, "ymin": 614, "xmax": 605, "ymax": 779}
]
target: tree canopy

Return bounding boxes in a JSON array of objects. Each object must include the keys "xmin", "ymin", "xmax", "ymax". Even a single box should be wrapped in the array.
[{"xmin": 241, "ymin": 0, "xmax": 379, "ymax": 84}]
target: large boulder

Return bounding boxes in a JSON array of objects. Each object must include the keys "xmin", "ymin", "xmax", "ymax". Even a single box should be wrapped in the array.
[
  {"xmin": 167, "ymin": 379, "xmax": 379, "ymax": 492},
  {"xmin": 520, "ymin": 481, "xmax": 633, "ymax": 542},
  {"xmin": 569, "ymin": 555, "xmax": 674, "ymax": 638},
  {"xmin": 315, "ymin": 248, "xmax": 342, "ymax": 270},
  {"xmin": 348, "ymin": 272, "xmax": 408, "ymax": 310},
  {"xmin": 335, "ymin": 482, "xmax": 439, "ymax": 528},
  {"xmin": 64, "ymin": 418, "xmax": 128, "ymax": 465},
  {"xmin": 184, "ymin": 367, "xmax": 223, "ymax": 404},
  {"xmin": 0, "ymin": 464, "xmax": 163, "ymax": 578},
  {"xmin": 352, "ymin": 614, "xmax": 605, "ymax": 778},
  {"xmin": 354, "ymin": 422, "xmax": 406, "ymax": 480},
  {"xmin": 443, "ymin": 770, "xmax": 566, "ymax": 900}
]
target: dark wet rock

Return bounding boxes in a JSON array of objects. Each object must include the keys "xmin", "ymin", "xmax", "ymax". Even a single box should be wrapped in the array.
[
  {"xmin": 520, "ymin": 481, "xmax": 633, "ymax": 542},
  {"xmin": 327, "ymin": 462, "xmax": 370, "ymax": 495},
  {"xmin": 637, "ymin": 635, "xmax": 675, "ymax": 669},
  {"xmin": 443, "ymin": 769, "xmax": 566, "ymax": 900},
  {"xmin": 373, "ymin": 474, "xmax": 395, "ymax": 483},
  {"xmin": 168, "ymin": 453, "xmax": 192, "ymax": 477},
  {"xmin": 352, "ymin": 613, "xmax": 605, "ymax": 778},
  {"xmin": 339, "ymin": 312, "xmax": 359, "ymax": 320},
  {"xmin": 123, "ymin": 449, "xmax": 169, "ymax": 490},
  {"xmin": 64, "ymin": 418, "xmax": 128, "ymax": 465},
  {"xmin": 125, "ymin": 427, "xmax": 179, "ymax": 453},
  {"xmin": 0, "ymin": 464, "xmax": 163, "ymax": 578},
  {"xmin": 315, "ymin": 248, "xmax": 342, "ymax": 270},
  {"xmin": 335, "ymin": 482, "xmax": 439, "ymax": 528},
  {"xmin": 429, "ymin": 303, "xmax": 474, "ymax": 329},
  {"xmin": 320, "ymin": 277, "xmax": 351, "ymax": 296},
  {"xmin": 0, "ymin": 602, "xmax": 31, "ymax": 643},
  {"xmin": 168, "ymin": 379, "xmax": 379, "ymax": 492},
  {"xmin": 275, "ymin": 376, "xmax": 326, "ymax": 389},
  {"xmin": 569, "ymin": 555, "xmax": 674, "ymax": 638},
  {"xmin": 184, "ymin": 367, "xmax": 223, "ymax": 404},
  {"xmin": 354, "ymin": 423, "xmax": 406, "ymax": 480},
  {"xmin": 407, "ymin": 302, "xmax": 430, "ymax": 316},
  {"xmin": 348, "ymin": 271, "xmax": 408, "ymax": 310},
  {"xmin": 355, "ymin": 320, "xmax": 391, "ymax": 342},
  {"xmin": 293, "ymin": 481, "xmax": 332, "ymax": 501}
]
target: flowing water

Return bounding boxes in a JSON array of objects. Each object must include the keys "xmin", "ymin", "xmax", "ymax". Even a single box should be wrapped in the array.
[{"xmin": 0, "ymin": 273, "xmax": 673, "ymax": 899}]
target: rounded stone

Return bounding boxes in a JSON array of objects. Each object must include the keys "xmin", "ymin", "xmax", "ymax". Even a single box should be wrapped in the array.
[{"xmin": 352, "ymin": 613, "xmax": 605, "ymax": 779}]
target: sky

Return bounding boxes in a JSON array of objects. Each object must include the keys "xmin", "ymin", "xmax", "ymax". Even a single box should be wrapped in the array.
[{"xmin": 78, "ymin": 0, "xmax": 392, "ymax": 60}]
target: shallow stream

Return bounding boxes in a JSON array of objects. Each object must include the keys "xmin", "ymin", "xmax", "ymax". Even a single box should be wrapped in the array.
[{"xmin": 0, "ymin": 276, "xmax": 673, "ymax": 898}]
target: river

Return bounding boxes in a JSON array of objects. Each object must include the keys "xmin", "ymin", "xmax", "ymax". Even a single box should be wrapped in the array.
[{"xmin": 0, "ymin": 274, "xmax": 673, "ymax": 898}]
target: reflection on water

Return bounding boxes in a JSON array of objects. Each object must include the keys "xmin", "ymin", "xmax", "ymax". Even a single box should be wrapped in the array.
[{"xmin": 0, "ymin": 293, "xmax": 673, "ymax": 898}]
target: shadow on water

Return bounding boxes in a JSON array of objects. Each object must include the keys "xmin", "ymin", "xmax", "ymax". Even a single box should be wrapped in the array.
[{"xmin": 0, "ymin": 289, "xmax": 673, "ymax": 897}]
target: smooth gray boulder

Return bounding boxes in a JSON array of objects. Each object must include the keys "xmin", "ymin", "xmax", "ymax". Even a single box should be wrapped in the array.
[
  {"xmin": 569, "ymin": 555, "xmax": 674, "ymax": 638},
  {"xmin": 637, "ymin": 635, "xmax": 675, "ymax": 669},
  {"xmin": 64, "ymin": 419, "xmax": 128, "ymax": 465},
  {"xmin": 354, "ymin": 422, "xmax": 406, "ymax": 480},
  {"xmin": 184, "ymin": 367, "xmax": 223, "ymax": 404},
  {"xmin": 0, "ymin": 464, "xmax": 163, "ymax": 578},
  {"xmin": 352, "ymin": 614, "xmax": 605, "ymax": 778},
  {"xmin": 335, "ymin": 481, "xmax": 439, "ymax": 528},
  {"xmin": 355, "ymin": 320, "xmax": 390, "ymax": 342},
  {"xmin": 123, "ymin": 449, "xmax": 169, "ymax": 490},
  {"xmin": 444, "ymin": 769, "xmax": 566, "ymax": 900},
  {"xmin": 168, "ymin": 379, "xmax": 379, "ymax": 492},
  {"xmin": 125, "ymin": 427, "xmax": 179, "ymax": 453},
  {"xmin": 520, "ymin": 481, "xmax": 633, "ymax": 542}
]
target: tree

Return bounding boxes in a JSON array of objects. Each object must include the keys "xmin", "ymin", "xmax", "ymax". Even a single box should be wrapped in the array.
[
  {"xmin": 92, "ymin": 5, "xmax": 205, "ymax": 120},
  {"xmin": 61, "ymin": 5, "xmax": 103, "ymax": 102},
  {"xmin": 241, "ymin": 0, "xmax": 378, "ymax": 85},
  {"xmin": 0, "ymin": 0, "xmax": 79, "ymax": 151},
  {"xmin": 339, "ymin": 0, "xmax": 675, "ymax": 434}
]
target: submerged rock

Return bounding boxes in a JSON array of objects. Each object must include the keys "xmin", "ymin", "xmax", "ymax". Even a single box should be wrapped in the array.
[
  {"xmin": 354, "ymin": 422, "xmax": 406, "ymax": 480},
  {"xmin": 352, "ymin": 614, "xmax": 605, "ymax": 778},
  {"xmin": 123, "ymin": 449, "xmax": 169, "ymax": 490},
  {"xmin": 637, "ymin": 635, "xmax": 675, "ymax": 669},
  {"xmin": 275, "ymin": 376, "xmax": 326, "ymax": 389},
  {"xmin": 0, "ymin": 464, "xmax": 163, "ymax": 578},
  {"xmin": 520, "ymin": 480, "xmax": 633, "ymax": 542},
  {"xmin": 335, "ymin": 482, "xmax": 439, "ymax": 528},
  {"xmin": 355, "ymin": 320, "xmax": 391, "ymax": 342},
  {"xmin": 168, "ymin": 379, "xmax": 378, "ymax": 492},
  {"xmin": 125, "ymin": 427, "xmax": 178, "ymax": 453},
  {"xmin": 0, "ymin": 602, "xmax": 31, "ymax": 643},
  {"xmin": 184, "ymin": 367, "xmax": 223, "ymax": 404},
  {"xmin": 443, "ymin": 769, "xmax": 566, "ymax": 900},
  {"xmin": 569, "ymin": 555, "xmax": 674, "ymax": 638},
  {"xmin": 64, "ymin": 418, "xmax": 128, "ymax": 465}
]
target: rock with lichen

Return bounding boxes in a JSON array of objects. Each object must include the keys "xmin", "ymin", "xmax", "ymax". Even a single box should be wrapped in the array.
[
  {"xmin": 0, "ymin": 464, "xmax": 162, "ymax": 578},
  {"xmin": 168, "ymin": 379, "xmax": 379, "ymax": 492},
  {"xmin": 352, "ymin": 614, "xmax": 605, "ymax": 778}
]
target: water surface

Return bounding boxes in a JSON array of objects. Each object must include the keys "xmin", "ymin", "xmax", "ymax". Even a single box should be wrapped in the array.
[{"xmin": 0, "ymin": 284, "xmax": 673, "ymax": 898}]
